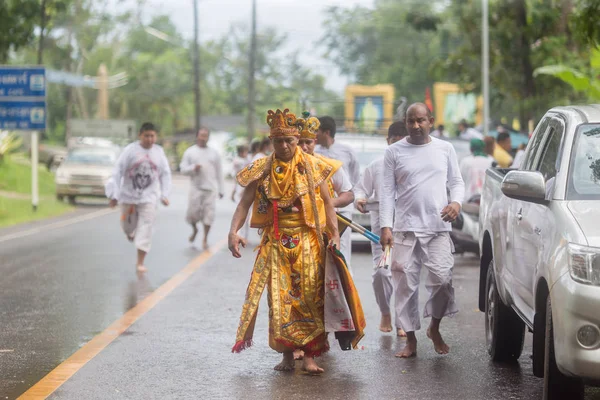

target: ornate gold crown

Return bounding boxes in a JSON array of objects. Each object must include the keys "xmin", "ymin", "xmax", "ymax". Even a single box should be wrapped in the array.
[
  {"xmin": 266, "ymin": 109, "xmax": 300, "ymax": 138},
  {"xmin": 297, "ymin": 111, "xmax": 320, "ymax": 139}
]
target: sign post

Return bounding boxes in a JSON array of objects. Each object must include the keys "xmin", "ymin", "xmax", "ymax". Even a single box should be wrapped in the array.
[{"xmin": 0, "ymin": 66, "xmax": 47, "ymax": 211}]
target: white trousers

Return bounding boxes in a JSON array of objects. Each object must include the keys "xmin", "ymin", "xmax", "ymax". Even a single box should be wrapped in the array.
[
  {"xmin": 339, "ymin": 211, "xmax": 352, "ymax": 273},
  {"xmin": 370, "ymin": 210, "xmax": 393, "ymax": 315},
  {"xmin": 120, "ymin": 203, "xmax": 157, "ymax": 253},
  {"xmin": 186, "ymin": 187, "xmax": 217, "ymax": 226},
  {"xmin": 391, "ymin": 231, "xmax": 458, "ymax": 332}
]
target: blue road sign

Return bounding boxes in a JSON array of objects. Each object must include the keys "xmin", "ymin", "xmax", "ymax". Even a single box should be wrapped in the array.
[
  {"xmin": 0, "ymin": 101, "xmax": 46, "ymax": 130},
  {"xmin": 0, "ymin": 66, "xmax": 46, "ymax": 131}
]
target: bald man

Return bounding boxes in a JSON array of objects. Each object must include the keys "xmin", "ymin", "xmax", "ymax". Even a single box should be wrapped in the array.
[{"xmin": 379, "ymin": 103, "xmax": 465, "ymax": 358}]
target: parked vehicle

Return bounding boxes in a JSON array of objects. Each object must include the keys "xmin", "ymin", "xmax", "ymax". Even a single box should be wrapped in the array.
[
  {"xmin": 451, "ymin": 194, "xmax": 480, "ymax": 255},
  {"xmin": 55, "ymin": 146, "xmax": 120, "ymax": 204},
  {"xmin": 479, "ymin": 105, "xmax": 600, "ymax": 399},
  {"xmin": 335, "ymin": 134, "xmax": 387, "ymax": 246}
]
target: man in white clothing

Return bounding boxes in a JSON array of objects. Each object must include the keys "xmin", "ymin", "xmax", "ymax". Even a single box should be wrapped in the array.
[
  {"xmin": 105, "ymin": 122, "xmax": 172, "ymax": 273},
  {"xmin": 459, "ymin": 138, "xmax": 494, "ymax": 202},
  {"xmin": 380, "ymin": 103, "xmax": 465, "ymax": 358},
  {"xmin": 458, "ymin": 120, "xmax": 484, "ymax": 141},
  {"xmin": 297, "ymin": 112, "xmax": 354, "ymax": 226},
  {"xmin": 315, "ymin": 116, "xmax": 360, "ymax": 266},
  {"xmin": 251, "ymin": 137, "xmax": 273, "ymax": 162},
  {"xmin": 231, "ymin": 144, "xmax": 251, "ymax": 240},
  {"xmin": 180, "ymin": 127, "xmax": 224, "ymax": 250},
  {"xmin": 354, "ymin": 120, "xmax": 407, "ymax": 336}
]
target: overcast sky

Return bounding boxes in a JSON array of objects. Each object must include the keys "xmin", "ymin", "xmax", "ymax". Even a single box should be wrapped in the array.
[{"xmin": 129, "ymin": 0, "xmax": 375, "ymax": 93}]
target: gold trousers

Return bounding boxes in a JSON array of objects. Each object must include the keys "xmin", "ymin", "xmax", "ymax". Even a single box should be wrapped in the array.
[{"xmin": 232, "ymin": 223, "xmax": 329, "ymax": 357}]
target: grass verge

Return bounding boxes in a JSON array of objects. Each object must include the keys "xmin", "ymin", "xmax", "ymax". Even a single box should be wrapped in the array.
[
  {"xmin": 0, "ymin": 154, "xmax": 57, "ymax": 195},
  {"xmin": 0, "ymin": 155, "xmax": 74, "ymax": 228},
  {"xmin": 0, "ymin": 197, "xmax": 73, "ymax": 228}
]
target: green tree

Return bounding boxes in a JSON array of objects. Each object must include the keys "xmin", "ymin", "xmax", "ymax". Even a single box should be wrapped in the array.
[
  {"xmin": 0, "ymin": 0, "xmax": 39, "ymax": 63},
  {"xmin": 440, "ymin": 0, "xmax": 587, "ymax": 129},
  {"xmin": 572, "ymin": 0, "xmax": 600, "ymax": 47},
  {"xmin": 322, "ymin": 1, "xmax": 443, "ymax": 104}
]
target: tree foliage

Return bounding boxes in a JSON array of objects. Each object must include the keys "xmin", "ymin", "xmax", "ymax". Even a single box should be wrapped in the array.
[
  {"xmin": 322, "ymin": 0, "xmax": 594, "ymax": 131},
  {"xmin": 6, "ymin": 6, "xmax": 338, "ymax": 142},
  {"xmin": 0, "ymin": 0, "xmax": 40, "ymax": 63}
]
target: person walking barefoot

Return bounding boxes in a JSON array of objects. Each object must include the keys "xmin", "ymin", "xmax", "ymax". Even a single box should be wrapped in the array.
[{"xmin": 379, "ymin": 104, "xmax": 465, "ymax": 358}]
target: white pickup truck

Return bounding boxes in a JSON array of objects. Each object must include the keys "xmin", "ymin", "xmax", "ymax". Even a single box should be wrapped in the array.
[{"xmin": 479, "ymin": 105, "xmax": 600, "ymax": 399}]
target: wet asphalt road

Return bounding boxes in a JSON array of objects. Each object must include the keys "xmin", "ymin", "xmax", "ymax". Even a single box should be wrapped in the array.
[{"xmin": 1, "ymin": 178, "xmax": 599, "ymax": 399}]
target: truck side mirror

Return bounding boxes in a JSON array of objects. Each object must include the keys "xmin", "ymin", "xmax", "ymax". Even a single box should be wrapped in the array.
[{"xmin": 501, "ymin": 170, "xmax": 548, "ymax": 205}]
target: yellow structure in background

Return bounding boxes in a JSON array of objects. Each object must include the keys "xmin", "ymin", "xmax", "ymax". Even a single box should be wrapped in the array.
[
  {"xmin": 344, "ymin": 84, "xmax": 394, "ymax": 133},
  {"xmin": 433, "ymin": 82, "xmax": 483, "ymax": 126}
]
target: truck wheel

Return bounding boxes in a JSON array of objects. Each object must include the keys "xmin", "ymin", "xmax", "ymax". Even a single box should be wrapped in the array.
[
  {"xmin": 68, "ymin": 196, "xmax": 76, "ymax": 205},
  {"xmin": 56, "ymin": 194, "xmax": 64, "ymax": 202},
  {"xmin": 485, "ymin": 261, "xmax": 525, "ymax": 362},
  {"xmin": 543, "ymin": 298, "xmax": 584, "ymax": 400}
]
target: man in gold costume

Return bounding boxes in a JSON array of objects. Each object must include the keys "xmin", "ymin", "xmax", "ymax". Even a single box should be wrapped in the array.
[{"xmin": 228, "ymin": 109, "xmax": 341, "ymax": 374}]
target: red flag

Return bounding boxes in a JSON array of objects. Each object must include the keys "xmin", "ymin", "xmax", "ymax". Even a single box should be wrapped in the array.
[{"xmin": 425, "ymin": 87, "xmax": 434, "ymax": 113}]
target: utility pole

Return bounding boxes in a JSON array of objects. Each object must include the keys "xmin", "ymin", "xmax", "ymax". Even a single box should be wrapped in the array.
[
  {"xmin": 192, "ymin": 0, "xmax": 201, "ymax": 132},
  {"xmin": 38, "ymin": 0, "xmax": 48, "ymax": 64},
  {"xmin": 247, "ymin": 0, "xmax": 257, "ymax": 141},
  {"xmin": 482, "ymin": 0, "xmax": 490, "ymax": 137}
]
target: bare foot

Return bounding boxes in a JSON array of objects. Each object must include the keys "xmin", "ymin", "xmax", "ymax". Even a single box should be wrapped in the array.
[
  {"xmin": 379, "ymin": 314, "xmax": 392, "ymax": 333},
  {"xmin": 293, "ymin": 349, "xmax": 304, "ymax": 360},
  {"xmin": 396, "ymin": 328, "xmax": 407, "ymax": 337},
  {"xmin": 136, "ymin": 264, "xmax": 148, "ymax": 273},
  {"xmin": 189, "ymin": 226, "xmax": 198, "ymax": 243},
  {"xmin": 274, "ymin": 352, "xmax": 295, "ymax": 372},
  {"xmin": 427, "ymin": 327, "xmax": 450, "ymax": 355},
  {"xmin": 395, "ymin": 337, "xmax": 417, "ymax": 358},
  {"xmin": 202, "ymin": 240, "xmax": 209, "ymax": 251},
  {"xmin": 302, "ymin": 357, "xmax": 324, "ymax": 375}
]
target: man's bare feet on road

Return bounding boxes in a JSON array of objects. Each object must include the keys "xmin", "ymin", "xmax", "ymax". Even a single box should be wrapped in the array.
[
  {"xmin": 427, "ymin": 327, "xmax": 450, "ymax": 354},
  {"xmin": 293, "ymin": 349, "xmax": 304, "ymax": 360},
  {"xmin": 379, "ymin": 314, "xmax": 392, "ymax": 333},
  {"xmin": 274, "ymin": 352, "xmax": 295, "ymax": 371},
  {"xmin": 189, "ymin": 226, "xmax": 198, "ymax": 243},
  {"xmin": 202, "ymin": 239, "xmax": 209, "ymax": 251},
  {"xmin": 302, "ymin": 357, "xmax": 324, "ymax": 375},
  {"xmin": 395, "ymin": 337, "xmax": 417, "ymax": 358},
  {"xmin": 397, "ymin": 328, "xmax": 407, "ymax": 337},
  {"xmin": 136, "ymin": 264, "xmax": 148, "ymax": 273}
]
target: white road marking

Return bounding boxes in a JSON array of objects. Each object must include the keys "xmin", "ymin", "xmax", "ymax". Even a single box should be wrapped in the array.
[{"xmin": 0, "ymin": 208, "xmax": 116, "ymax": 244}]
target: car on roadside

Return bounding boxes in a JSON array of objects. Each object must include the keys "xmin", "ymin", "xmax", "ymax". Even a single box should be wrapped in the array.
[
  {"xmin": 55, "ymin": 146, "xmax": 120, "ymax": 204},
  {"xmin": 479, "ymin": 104, "xmax": 600, "ymax": 399},
  {"xmin": 334, "ymin": 134, "xmax": 387, "ymax": 247}
]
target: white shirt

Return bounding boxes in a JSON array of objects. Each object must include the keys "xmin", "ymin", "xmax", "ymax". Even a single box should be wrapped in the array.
[
  {"xmin": 105, "ymin": 142, "xmax": 172, "ymax": 205},
  {"xmin": 251, "ymin": 152, "xmax": 267, "ymax": 162},
  {"xmin": 180, "ymin": 145, "xmax": 224, "ymax": 194},
  {"xmin": 330, "ymin": 167, "xmax": 353, "ymax": 213},
  {"xmin": 430, "ymin": 130, "xmax": 446, "ymax": 139},
  {"xmin": 459, "ymin": 154, "xmax": 494, "ymax": 202},
  {"xmin": 316, "ymin": 142, "xmax": 360, "ymax": 187},
  {"xmin": 459, "ymin": 128, "xmax": 484, "ymax": 141},
  {"xmin": 232, "ymin": 155, "xmax": 251, "ymax": 176},
  {"xmin": 353, "ymin": 157, "xmax": 383, "ymax": 210},
  {"xmin": 380, "ymin": 137, "xmax": 465, "ymax": 233}
]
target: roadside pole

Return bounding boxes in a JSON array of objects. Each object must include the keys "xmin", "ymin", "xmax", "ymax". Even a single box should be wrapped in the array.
[
  {"xmin": 482, "ymin": 0, "xmax": 490, "ymax": 137},
  {"xmin": 31, "ymin": 131, "xmax": 39, "ymax": 211},
  {"xmin": 247, "ymin": 0, "xmax": 257, "ymax": 141}
]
